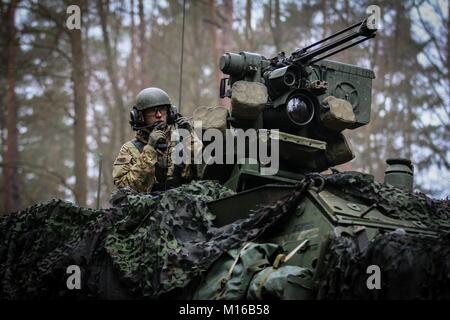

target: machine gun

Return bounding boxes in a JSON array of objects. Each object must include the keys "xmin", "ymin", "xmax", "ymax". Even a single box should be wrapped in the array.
[
  {"xmin": 219, "ymin": 18, "xmax": 376, "ymax": 133},
  {"xmin": 199, "ymin": 17, "xmax": 377, "ymax": 188}
]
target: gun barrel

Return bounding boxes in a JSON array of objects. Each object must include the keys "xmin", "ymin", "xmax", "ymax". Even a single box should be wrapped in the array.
[
  {"xmin": 292, "ymin": 19, "xmax": 376, "ymax": 65},
  {"xmin": 301, "ymin": 21, "xmax": 362, "ymax": 51},
  {"xmin": 309, "ymin": 33, "xmax": 375, "ymax": 65}
]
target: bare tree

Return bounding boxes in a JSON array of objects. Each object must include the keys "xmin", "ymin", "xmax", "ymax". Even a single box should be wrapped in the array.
[
  {"xmin": 69, "ymin": 0, "xmax": 88, "ymax": 206},
  {"xmin": 97, "ymin": 0, "xmax": 125, "ymax": 143},
  {"xmin": 322, "ymin": 0, "xmax": 327, "ymax": 38},
  {"xmin": 245, "ymin": 0, "xmax": 252, "ymax": 49},
  {"xmin": 209, "ymin": 0, "xmax": 221, "ymax": 104},
  {"xmin": 223, "ymin": 0, "xmax": 233, "ymax": 53},
  {"xmin": 267, "ymin": 0, "xmax": 282, "ymax": 52},
  {"xmin": 129, "ymin": 0, "xmax": 138, "ymax": 95},
  {"xmin": 138, "ymin": 0, "xmax": 149, "ymax": 87},
  {"xmin": 3, "ymin": 0, "xmax": 20, "ymax": 214}
]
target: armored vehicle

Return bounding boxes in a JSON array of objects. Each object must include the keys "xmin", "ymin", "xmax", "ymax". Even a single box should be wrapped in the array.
[
  {"xmin": 0, "ymin": 18, "xmax": 448, "ymax": 300},
  {"xmin": 190, "ymin": 18, "xmax": 450, "ymax": 299}
]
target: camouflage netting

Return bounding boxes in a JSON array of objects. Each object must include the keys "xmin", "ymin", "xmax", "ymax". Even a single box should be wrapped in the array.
[
  {"xmin": 0, "ymin": 180, "xmax": 309, "ymax": 299},
  {"xmin": 324, "ymin": 171, "xmax": 450, "ymax": 229},
  {"xmin": 315, "ymin": 171, "xmax": 450, "ymax": 299},
  {"xmin": 315, "ymin": 232, "xmax": 450, "ymax": 299},
  {"xmin": 0, "ymin": 172, "xmax": 449, "ymax": 300}
]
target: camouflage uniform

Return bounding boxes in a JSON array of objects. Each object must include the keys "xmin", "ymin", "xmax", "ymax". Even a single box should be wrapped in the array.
[{"xmin": 113, "ymin": 128, "xmax": 202, "ymax": 193}]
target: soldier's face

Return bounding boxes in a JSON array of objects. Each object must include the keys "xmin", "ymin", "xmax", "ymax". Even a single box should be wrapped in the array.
[{"xmin": 143, "ymin": 106, "xmax": 168, "ymax": 127}]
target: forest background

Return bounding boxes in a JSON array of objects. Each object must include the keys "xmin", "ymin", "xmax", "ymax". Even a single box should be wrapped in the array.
[{"xmin": 0, "ymin": 0, "xmax": 448, "ymax": 213}]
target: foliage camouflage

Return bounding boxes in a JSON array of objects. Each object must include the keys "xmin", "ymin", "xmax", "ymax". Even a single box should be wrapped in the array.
[
  {"xmin": 0, "ymin": 179, "xmax": 309, "ymax": 299},
  {"xmin": 314, "ymin": 172, "xmax": 450, "ymax": 299},
  {"xmin": 0, "ymin": 174, "xmax": 449, "ymax": 299},
  {"xmin": 315, "ymin": 232, "xmax": 450, "ymax": 299},
  {"xmin": 324, "ymin": 171, "xmax": 450, "ymax": 229}
]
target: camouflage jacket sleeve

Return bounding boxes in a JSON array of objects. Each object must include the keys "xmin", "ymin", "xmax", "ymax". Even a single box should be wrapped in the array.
[{"xmin": 112, "ymin": 142, "xmax": 159, "ymax": 192}]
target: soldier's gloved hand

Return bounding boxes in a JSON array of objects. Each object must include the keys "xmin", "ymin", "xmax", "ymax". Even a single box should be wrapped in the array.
[
  {"xmin": 176, "ymin": 116, "xmax": 191, "ymax": 130},
  {"xmin": 148, "ymin": 130, "xmax": 166, "ymax": 148}
]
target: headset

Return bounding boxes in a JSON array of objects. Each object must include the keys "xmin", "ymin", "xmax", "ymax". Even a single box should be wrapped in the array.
[{"xmin": 129, "ymin": 105, "xmax": 179, "ymax": 131}]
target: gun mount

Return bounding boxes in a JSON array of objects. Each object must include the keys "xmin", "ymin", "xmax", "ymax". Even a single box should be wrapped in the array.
[{"xmin": 198, "ymin": 18, "xmax": 377, "ymax": 192}]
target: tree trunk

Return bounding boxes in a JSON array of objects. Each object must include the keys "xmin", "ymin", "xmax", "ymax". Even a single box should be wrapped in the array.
[
  {"xmin": 209, "ymin": 0, "xmax": 221, "ymax": 105},
  {"xmin": 69, "ymin": 0, "xmax": 87, "ymax": 207},
  {"xmin": 447, "ymin": 3, "xmax": 449, "ymax": 102},
  {"xmin": 129, "ymin": 0, "xmax": 138, "ymax": 95},
  {"xmin": 245, "ymin": 0, "xmax": 252, "ymax": 50},
  {"xmin": 97, "ymin": 0, "xmax": 125, "ymax": 143},
  {"xmin": 3, "ymin": 0, "xmax": 20, "ymax": 214},
  {"xmin": 0, "ymin": 90, "xmax": 5, "ymax": 167},
  {"xmin": 268, "ymin": 0, "xmax": 282, "ymax": 52},
  {"xmin": 222, "ymin": 0, "xmax": 233, "ymax": 108},
  {"xmin": 95, "ymin": 75, "xmax": 117, "ymax": 201},
  {"xmin": 138, "ymin": 0, "xmax": 150, "ymax": 87},
  {"xmin": 322, "ymin": 0, "xmax": 327, "ymax": 38},
  {"xmin": 223, "ymin": 0, "xmax": 233, "ymax": 53}
]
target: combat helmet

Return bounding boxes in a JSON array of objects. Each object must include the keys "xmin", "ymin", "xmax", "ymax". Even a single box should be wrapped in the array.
[{"xmin": 130, "ymin": 87, "xmax": 175, "ymax": 130}]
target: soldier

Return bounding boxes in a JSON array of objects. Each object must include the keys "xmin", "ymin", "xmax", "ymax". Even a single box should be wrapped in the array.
[{"xmin": 113, "ymin": 87, "xmax": 201, "ymax": 192}]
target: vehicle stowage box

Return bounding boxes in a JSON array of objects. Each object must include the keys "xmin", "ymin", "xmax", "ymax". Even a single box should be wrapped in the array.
[{"xmin": 311, "ymin": 60, "xmax": 376, "ymax": 128}]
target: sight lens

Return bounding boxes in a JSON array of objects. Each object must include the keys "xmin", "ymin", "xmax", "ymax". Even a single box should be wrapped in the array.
[
  {"xmin": 286, "ymin": 95, "xmax": 314, "ymax": 126},
  {"xmin": 283, "ymin": 72, "xmax": 296, "ymax": 86}
]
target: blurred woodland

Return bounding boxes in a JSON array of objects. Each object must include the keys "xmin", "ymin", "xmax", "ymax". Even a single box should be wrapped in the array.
[{"xmin": 0, "ymin": 0, "xmax": 449, "ymax": 213}]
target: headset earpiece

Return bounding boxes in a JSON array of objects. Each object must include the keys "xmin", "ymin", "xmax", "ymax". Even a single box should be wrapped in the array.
[
  {"xmin": 167, "ymin": 105, "xmax": 177, "ymax": 125},
  {"xmin": 167, "ymin": 105, "xmax": 179, "ymax": 125},
  {"xmin": 129, "ymin": 106, "xmax": 146, "ymax": 130}
]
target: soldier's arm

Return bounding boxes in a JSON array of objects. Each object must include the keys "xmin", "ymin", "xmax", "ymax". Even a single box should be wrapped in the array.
[{"xmin": 112, "ymin": 143, "xmax": 159, "ymax": 192}]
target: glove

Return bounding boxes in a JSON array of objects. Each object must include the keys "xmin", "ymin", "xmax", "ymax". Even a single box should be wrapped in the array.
[
  {"xmin": 176, "ymin": 116, "xmax": 191, "ymax": 130},
  {"xmin": 148, "ymin": 129, "xmax": 166, "ymax": 148}
]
